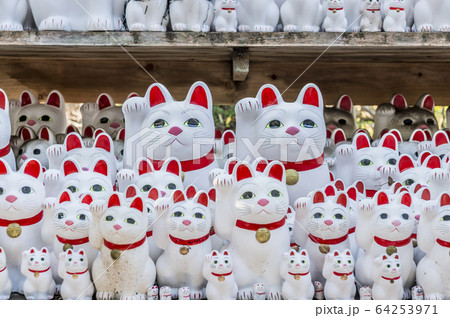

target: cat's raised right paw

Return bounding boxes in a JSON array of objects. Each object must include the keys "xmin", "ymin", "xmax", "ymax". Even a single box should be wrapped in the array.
[
  {"xmin": 123, "ymin": 98, "xmax": 148, "ymax": 115},
  {"xmin": 336, "ymin": 144, "xmax": 353, "ymax": 157},
  {"xmin": 90, "ymin": 200, "xmax": 106, "ymax": 218},
  {"xmin": 235, "ymin": 98, "xmax": 261, "ymax": 114},
  {"xmin": 213, "ymin": 174, "xmax": 234, "ymax": 191}
]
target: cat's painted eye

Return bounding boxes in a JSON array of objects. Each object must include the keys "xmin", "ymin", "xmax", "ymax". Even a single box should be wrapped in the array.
[
  {"xmin": 301, "ymin": 260, "xmax": 305, "ymax": 264},
  {"xmin": 403, "ymin": 119, "xmax": 413, "ymax": 126},
  {"xmin": 194, "ymin": 213, "xmax": 205, "ymax": 219},
  {"xmin": 18, "ymin": 149, "xmax": 23, "ymax": 155},
  {"xmin": 80, "ymin": 258, "xmax": 84, "ymax": 262},
  {"xmin": 30, "ymin": 257, "xmax": 34, "ymax": 261},
  {"xmin": 125, "ymin": 218, "xmax": 136, "ymax": 225},
  {"xmin": 401, "ymin": 213, "xmax": 409, "ymax": 220},
  {"xmin": 99, "ymin": 117, "xmax": 109, "ymax": 124},
  {"xmin": 338, "ymin": 119, "xmax": 347, "ymax": 125},
  {"xmin": 104, "ymin": 215, "xmax": 114, "ymax": 221},
  {"xmin": 313, "ymin": 212, "xmax": 323, "ymax": 219},
  {"xmin": 122, "ymin": 119, "xmax": 125, "ymax": 123},
  {"xmin": 333, "ymin": 213, "xmax": 344, "ymax": 220},
  {"xmin": 166, "ymin": 183, "xmax": 177, "ymax": 190},
  {"xmin": 224, "ymin": 260, "xmax": 229, "ymax": 264},
  {"xmin": 172, "ymin": 211, "xmax": 184, "ymax": 217},
  {"xmin": 39, "ymin": 115, "xmax": 51, "ymax": 122},
  {"xmin": 387, "ymin": 158, "xmax": 397, "ymax": 165},
  {"xmin": 0, "ymin": 187, "xmax": 4, "ymax": 195},
  {"xmin": 387, "ymin": 264, "xmax": 391, "ymax": 268},
  {"xmin": 184, "ymin": 118, "xmax": 202, "ymax": 127},
  {"xmin": 240, "ymin": 191, "xmax": 255, "ymax": 200},
  {"xmin": 337, "ymin": 260, "xmax": 341, "ymax": 264},
  {"xmin": 18, "ymin": 115, "xmax": 27, "ymax": 122},
  {"xmin": 67, "ymin": 186, "xmax": 79, "ymax": 193},
  {"xmin": 396, "ymin": 263, "xmax": 400, "ymax": 267},
  {"xmin": 265, "ymin": 120, "xmax": 283, "ymax": 129},
  {"xmin": 77, "ymin": 214, "xmax": 87, "ymax": 221},
  {"xmin": 151, "ymin": 119, "xmax": 168, "ymax": 128},
  {"xmin": 213, "ymin": 260, "xmax": 218, "ymax": 264},
  {"xmin": 90, "ymin": 184, "xmax": 105, "ymax": 192},
  {"xmin": 21, "ymin": 186, "xmax": 33, "ymax": 194},
  {"xmin": 348, "ymin": 260, "xmax": 352, "ymax": 264},
  {"xmin": 33, "ymin": 149, "xmax": 41, "ymax": 155},
  {"xmin": 441, "ymin": 215, "xmax": 450, "ymax": 221},
  {"xmin": 141, "ymin": 184, "xmax": 152, "ymax": 192},
  {"xmin": 41, "ymin": 258, "xmax": 45, "ymax": 261},
  {"xmin": 269, "ymin": 189, "xmax": 281, "ymax": 197},
  {"xmin": 300, "ymin": 119, "xmax": 317, "ymax": 129},
  {"xmin": 68, "ymin": 258, "xmax": 72, "ymax": 262},
  {"xmin": 57, "ymin": 213, "xmax": 65, "ymax": 219},
  {"xmin": 427, "ymin": 118, "xmax": 435, "ymax": 125},
  {"xmin": 290, "ymin": 260, "xmax": 294, "ymax": 264},
  {"xmin": 358, "ymin": 159, "xmax": 373, "ymax": 166},
  {"xmin": 380, "ymin": 213, "xmax": 388, "ymax": 219},
  {"xmin": 402, "ymin": 179, "xmax": 415, "ymax": 186}
]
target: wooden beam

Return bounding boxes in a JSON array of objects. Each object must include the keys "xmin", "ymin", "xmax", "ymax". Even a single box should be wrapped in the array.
[{"xmin": 232, "ymin": 48, "xmax": 249, "ymax": 82}]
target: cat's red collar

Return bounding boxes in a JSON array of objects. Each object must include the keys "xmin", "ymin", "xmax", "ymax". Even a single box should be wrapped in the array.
[
  {"xmin": 211, "ymin": 271, "xmax": 233, "ymax": 277},
  {"xmin": 308, "ymin": 233, "xmax": 348, "ymax": 245},
  {"xmin": 222, "ymin": 7, "xmax": 235, "ymax": 10},
  {"xmin": 288, "ymin": 271, "xmax": 309, "ymax": 277},
  {"xmin": 169, "ymin": 233, "xmax": 210, "ymax": 246},
  {"xmin": 66, "ymin": 268, "xmax": 89, "ymax": 276},
  {"xmin": 329, "ymin": 7, "xmax": 344, "ymax": 11},
  {"xmin": 146, "ymin": 230, "xmax": 153, "ymax": 238},
  {"xmin": 29, "ymin": 267, "xmax": 50, "ymax": 275},
  {"xmin": 0, "ymin": 210, "xmax": 43, "ymax": 227},
  {"xmin": 436, "ymin": 238, "xmax": 450, "ymax": 248},
  {"xmin": 390, "ymin": 7, "xmax": 405, "ymax": 11},
  {"xmin": 56, "ymin": 235, "xmax": 89, "ymax": 246},
  {"xmin": 0, "ymin": 266, "xmax": 6, "ymax": 273},
  {"xmin": 367, "ymin": 8, "xmax": 380, "ymax": 12},
  {"xmin": 382, "ymin": 275, "xmax": 401, "ymax": 281},
  {"xmin": 411, "ymin": 233, "xmax": 417, "ymax": 239},
  {"xmin": 103, "ymin": 236, "xmax": 146, "ymax": 251},
  {"xmin": 374, "ymin": 236, "xmax": 412, "ymax": 248},
  {"xmin": 235, "ymin": 217, "xmax": 286, "ymax": 231},
  {"xmin": 348, "ymin": 227, "xmax": 356, "ymax": 234},
  {"xmin": 0, "ymin": 144, "xmax": 11, "ymax": 157},
  {"xmin": 209, "ymin": 227, "xmax": 215, "ymax": 236},
  {"xmin": 151, "ymin": 148, "xmax": 215, "ymax": 173},
  {"xmin": 276, "ymin": 153, "xmax": 325, "ymax": 172},
  {"xmin": 333, "ymin": 271, "xmax": 353, "ymax": 277}
]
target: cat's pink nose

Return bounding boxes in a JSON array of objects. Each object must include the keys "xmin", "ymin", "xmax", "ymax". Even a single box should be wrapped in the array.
[
  {"xmin": 286, "ymin": 126, "xmax": 300, "ymax": 136},
  {"xmin": 21, "ymin": 154, "xmax": 28, "ymax": 160},
  {"xmin": 168, "ymin": 127, "xmax": 183, "ymax": 136},
  {"xmin": 415, "ymin": 215, "xmax": 420, "ymax": 221},
  {"xmin": 27, "ymin": 120, "xmax": 36, "ymax": 126},
  {"xmin": 392, "ymin": 220, "xmax": 401, "ymax": 227},
  {"xmin": 182, "ymin": 220, "xmax": 191, "ymax": 226},
  {"xmin": 161, "ymin": 191, "xmax": 166, "ymax": 197},
  {"xmin": 113, "ymin": 224, "xmax": 122, "ymax": 230},
  {"xmin": 324, "ymin": 220, "xmax": 333, "ymax": 226},
  {"xmin": 65, "ymin": 220, "xmax": 74, "ymax": 226},
  {"xmin": 110, "ymin": 122, "xmax": 120, "ymax": 129},
  {"xmin": 5, "ymin": 195, "xmax": 17, "ymax": 203},
  {"xmin": 258, "ymin": 199, "xmax": 269, "ymax": 206}
]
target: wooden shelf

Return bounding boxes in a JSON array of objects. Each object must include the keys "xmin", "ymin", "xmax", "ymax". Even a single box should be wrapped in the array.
[{"xmin": 0, "ymin": 31, "xmax": 449, "ymax": 105}]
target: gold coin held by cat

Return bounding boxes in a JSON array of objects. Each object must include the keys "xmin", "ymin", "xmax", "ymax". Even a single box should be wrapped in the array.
[
  {"xmin": 34, "ymin": 272, "xmax": 39, "ymax": 278},
  {"xmin": 386, "ymin": 246, "xmax": 397, "ymax": 256},
  {"xmin": 255, "ymin": 228, "xmax": 270, "ymax": 243},
  {"xmin": 218, "ymin": 276, "xmax": 225, "ymax": 282},
  {"xmin": 341, "ymin": 275, "xmax": 348, "ymax": 281},
  {"xmin": 110, "ymin": 249, "xmax": 121, "ymax": 260},
  {"xmin": 319, "ymin": 244, "xmax": 330, "ymax": 254},
  {"xmin": 294, "ymin": 275, "xmax": 300, "ymax": 281},
  {"xmin": 333, "ymin": 9, "xmax": 337, "ymax": 13},
  {"xmin": 286, "ymin": 169, "xmax": 299, "ymax": 186},
  {"xmin": 412, "ymin": 238, "xmax": 418, "ymax": 248},
  {"xmin": 73, "ymin": 274, "xmax": 78, "ymax": 279},
  {"xmin": 6, "ymin": 223, "xmax": 21, "ymax": 238},
  {"xmin": 63, "ymin": 243, "xmax": 73, "ymax": 252},
  {"xmin": 180, "ymin": 247, "xmax": 189, "ymax": 255}
]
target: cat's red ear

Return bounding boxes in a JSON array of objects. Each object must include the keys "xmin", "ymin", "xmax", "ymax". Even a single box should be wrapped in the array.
[
  {"xmin": 196, "ymin": 192, "xmax": 209, "ymax": 208},
  {"xmin": 117, "ymin": 129, "xmax": 125, "ymax": 141},
  {"xmin": 108, "ymin": 194, "xmax": 121, "ymax": 208},
  {"xmin": 81, "ymin": 194, "xmax": 93, "ymax": 205},
  {"xmin": 208, "ymin": 188, "xmax": 216, "ymax": 202},
  {"xmin": 223, "ymin": 130, "xmax": 235, "ymax": 145},
  {"xmin": 400, "ymin": 193, "xmax": 412, "ymax": 207},
  {"xmin": 23, "ymin": 159, "xmax": 41, "ymax": 179},
  {"xmin": 20, "ymin": 127, "xmax": 34, "ymax": 141},
  {"xmin": 380, "ymin": 133, "xmax": 398, "ymax": 151},
  {"xmin": 79, "ymin": 250, "xmax": 85, "ymax": 256},
  {"xmin": 346, "ymin": 250, "xmax": 351, "ymax": 256},
  {"xmin": 63, "ymin": 160, "xmax": 79, "ymax": 176},
  {"xmin": 227, "ymin": 159, "xmax": 238, "ymax": 175},
  {"xmin": 188, "ymin": 82, "xmax": 211, "ymax": 109},
  {"xmin": 376, "ymin": 191, "xmax": 389, "ymax": 206},
  {"xmin": 301, "ymin": 250, "xmax": 307, "ymax": 256},
  {"xmin": 186, "ymin": 186, "xmax": 197, "ymax": 199},
  {"xmin": 410, "ymin": 129, "xmax": 426, "ymax": 142},
  {"xmin": 424, "ymin": 129, "xmax": 432, "ymax": 141},
  {"xmin": 148, "ymin": 188, "xmax": 159, "ymax": 201},
  {"xmin": 235, "ymin": 163, "xmax": 253, "ymax": 182},
  {"xmin": 0, "ymin": 89, "xmax": 7, "ymax": 110},
  {"xmin": 97, "ymin": 93, "xmax": 113, "ymax": 110},
  {"xmin": 67, "ymin": 250, "xmax": 72, "ymax": 255},
  {"xmin": 148, "ymin": 84, "xmax": 167, "ymax": 107},
  {"xmin": 355, "ymin": 181, "xmax": 364, "ymax": 194},
  {"xmin": 336, "ymin": 95, "xmax": 353, "ymax": 112},
  {"xmin": 299, "ymin": 84, "xmax": 321, "ymax": 108},
  {"xmin": 65, "ymin": 133, "xmax": 83, "ymax": 152},
  {"xmin": 259, "ymin": 85, "xmax": 280, "ymax": 108},
  {"xmin": 46, "ymin": 90, "xmax": 63, "ymax": 108},
  {"xmin": 399, "ymin": 155, "xmax": 415, "ymax": 173},
  {"xmin": 354, "ymin": 133, "xmax": 370, "ymax": 150},
  {"xmin": 212, "ymin": 251, "xmax": 218, "ymax": 257},
  {"xmin": 126, "ymin": 185, "xmax": 137, "ymax": 198},
  {"xmin": 440, "ymin": 193, "xmax": 450, "ymax": 207},
  {"xmin": 313, "ymin": 191, "xmax": 325, "ymax": 204},
  {"xmin": 93, "ymin": 160, "xmax": 108, "ymax": 177},
  {"xmin": 290, "ymin": 250, "xmax": 295, "ymax": 256},
  {"xmin": 421, "ymin": 188, "xmax": 431, "ymax": 201},
  {"xmin": 425, "ymin": 155, "xmax": 441, "ymax": 169},
  {"xmin": 20, "ymin": 90, "xmax": 34, "ymax": 106},
  {"xmin": 324, "ymin": 185, "xmax": 335, "ymax": 197},
  {"xmin": 416, "ymin": 94, "xmax": 435, "ymax": 112},
  {"xmin": 66, "ymin": 125, "xmax": 77, "ymax": 134},
  {"xmin": 255, "ymin": 159, "xmax": 268, "ymax": 173},
  {"xmin": 84, "ymin": 126, "xmax": 94, "ymax": 138},
  {"xmin": 130, "ymin": 197, "xmax": 144, "ymax": 213},
  {"xmin": 138, "ymin": 159, "xmax": 153, "ymax": 175},
  {"xmin": 29, "ymin": 248, "xmax": 35, "ymax": 254},
  {"xmin": 41, "ymin": 247, "xmax": 48, "ymax": 254},
  {"xmin": 165, "ymin": 159, "xmax": 180, "ymax": 176},
  {"xmin": 267, "ymin": 162, "xmax": 284, "ymax": 182},
  {"xmin": 333, "ymin": 129, "xmax": 346, "ymax": 145},
  {"xmin": 433, "ymin": 131, "xmax": 449, "ymax": 147},
  {"xmin": 0, "ymin": 247, "xmax": 2, "ymax": 253},
  {"xmin": 334, "ymin": 251, "xmax": 339, "ymax": 257},
  {"xmin": 223, "ymin": 250, "xmax": 229, "ymax": 256},
  {"xmin": 395, "ymin": 255, "xmax": 399, "ymax": 259},
  {"xmin": 382, "ymin": 255, "xmax": 387, "ymax": 260},
  {"xmin": 94, "ymin": 134, "xmax": 112, "ymax": 152},
  {"xmin": 172, "ymin": 190, "xmax": 185, "ymax": 204},
  {"xmin": 39, "ymin": 127, "xmax": 51, "ymax": 141},
  {"xmin": 391, "ymin": 94, "xmax": 407, "ymax": 110},
  {"xmin": 347, "ymin": 187, "xmax": 357, "ymax": 201},
  {"xmin": 59, "ymin": 191, "xmax": 71, "ymax": 204},
  {"xmin": 336, "ymin": 193, "xmax": 347, "ymax": 208},
  {"xmin": 389, "ymin": 129, "xmax": 402, "ymax": 142}
]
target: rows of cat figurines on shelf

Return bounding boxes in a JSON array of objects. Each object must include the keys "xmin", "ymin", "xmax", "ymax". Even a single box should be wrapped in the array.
[
  {"xmin": 1, "ymin": 1, "xmax": 450, "ymax": 33},
  {"xmin": 1, "ymin": 81, "xmax": 450, "ymax": 300}
]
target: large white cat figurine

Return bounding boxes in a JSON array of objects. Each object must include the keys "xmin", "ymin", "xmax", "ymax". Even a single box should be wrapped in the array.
[
  {"xmin": 323, "ymin": 249, "xmax": 356, "ymax": 300},
  {"xmin": 58, "ymin": 249, "xmax": 94, "ymax": 300},
  {"xmin": 202, "ymin": 249, "xmax": 238, "ymax": 300},
  {"xmin": 323, "ymin": 0, "xmax": 348, "ymax": 32},
  {"xmin": 414, "ymin": 0, "xmax": 450, "ymax": 32},
  {"xmin": 169, "ymin": 0, "xmax": 214, "ymax": 31},
  {"xmin": 125, "ymin": 0, "xmax": 169, "ymax": 31},
  {"xmin": 122, "ymin": 82, "xmax": 218, "ymax": 191},
  {"xmin": 0, "ymin": 247, "xmax": 12, "ymax": 299},
  {"xmin": 235, "ymin": 83, "xmax": 330, "ymax": 204},
  {"xmin": 371, "ymin": 253, "xmax": 404, "ymax": 300},
  {"xmin": 280, "ymin": 249, "xmax": 314, "ymax": 300},
  {"xmin": 280, "ymin": 0, "xmax": 323, "ymax": 32},
  {"xmin": 21, "ymin": 247, "xmax": 56, "ymax": 300},
  {"xmin": 0, "ymin": 0, "xmax": 28, "ymax": 31},
  {"xmin": 0, "ymin": 89, "xmax": 15, "ymax": 169},
  {"xmin": 236, "ymin": 0, "xmax": 279, "ymax": 32}
]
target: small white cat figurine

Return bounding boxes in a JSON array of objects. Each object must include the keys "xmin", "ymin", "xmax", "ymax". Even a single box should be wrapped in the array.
[
  {"xmin": 0, "ymin": 0, "xmax": 28, "ymax": 31},
  {"xmin": 414, "ymin": 0, "xmax": 450, "ymax": 32},
  {"xmin": 383, "ymin": 0, "xmax": 407, "ymax": 32},
  {"xmin": 237, "ymin": 0, "xmax": 279, "ymax": 32},
  {"xmin": 0, "ymin": 247, "xmax": 12, "ymax": 299},
  {"xmin": 21, "ymin": 247, "xmax": 56, "ymax": 300},
  {"xmin": 280, "ymin": 249, "xmax": 314, "ymax": 300},
  {"xmin": 323, "ymin": 249, "xmax": 356, "ymax": 300},
  {"xmin": 0, "ymin": 89, "xmax": 15, "ymax": 169},
  {"xmin": 169, "ymin": 0, "xmax": 214, "ymax": 31},
  {"xmin": 202, "ymin": 250, "xmax": 238, "ymax": 300},
  {"xmin": 360, "ymin": 0, "xmax": 382, "ymax": 32},
  {"xmin": 58, "ymin": 249, "xmax": 94, "ymax": 300},
  {"xmin": 323, "ymin": 0, "xmax": 348, "ymax": 32},
  {"xmin": 178, "ymin": 286, "xmax": 191, "ymax": 300},
  {"xmin": 159, "ymin": 286, "xmax": 172, "ymax": 300},
  {"xmin": 280, "ymin": 0, "xmax": 323, "ymax": 32},
  {"xmin": 126, "ymin": 0, "xmax": 169, "ymax": 31},
  {"xmin": 16, "ymin": 126, "xmax": 56, "ymax": 170},
  {"xmin": 213, "ymin": 0, "xmax": 238, "ymax": 32},
  {"xmin": 372, "ymin": 253, "xmax": 404, "ymax": 300}
]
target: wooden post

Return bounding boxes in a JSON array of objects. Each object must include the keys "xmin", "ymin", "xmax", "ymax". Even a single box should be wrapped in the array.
[{"xmin": 232, "ymin": 47, "xmax": 249, "ymax": 82}]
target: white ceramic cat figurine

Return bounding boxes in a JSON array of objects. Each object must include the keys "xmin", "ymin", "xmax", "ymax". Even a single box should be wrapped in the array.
[
  {"xmin": 280, "ymin": 249, "xmax": 314, "ymax": 300},
  {"xmin": 214, "ymin": 161, "xmax": 290, "ymax": 300},
  {"xmin": 356, "ymin": 191, "xmax": 415, "ymax": 298},
  {"xmin": 154, "ymin": 189, "xmax": 212, "ymax": 300},
  {"xmin": 383, "ymin": 0, "xmax": 407, "ymax": 32},
  {"xmin": 0, "ymin": 89, "xmax": 15, "ymax": 169},
  {"xmin": 416, "ymin": 193, "xmax": 450, "ymax": 300},
  {"xmin": 0, "ymin": 0, "xmax": 28, "ymax": 31},
  {"xmin": 169, "ymin": 0, "xmax": 214, "ymax": 31},
  {"xmin": 323, "ymin": 0, "xmax": 348, "ymax": 32},
  {"xmin": 397, "ymin": 154, "xmax": 441, "ymax": 190},
  {"xmin": 202, "ymin": 250, "xmax": 238, "ymax": 300},
  {"xmin": 360, "ymin": 0, "xmax": 382, "ymax": 32},
  {"xmin": 58, "ymin": 249, "xmax": 94, "ymax": 300},
  {"xmin": 122, "ymin": 82, "xmax": 218, "ymax": 191},
  {"xmin": 17, "ymin": 126, "xmax": 56, "ymax": 169},
  {"xmin": 235, "ymin": 83, "xmax": 330, "ymax": 204},
  {"xmin": 126, "ymin": 0, "xmax": 169, "ymax": 31},
  {"xmin": 213, "ymin": 0, "xmax": 237, "ymax": 32},
  {"xmin": 237, "ymin": 0, "xmax": 279, "ymax": 32},
  {"xmin": 159, "ymin": 286, "xmax": 172, "ymax": 300},
  {"xmin": 90, "ymin": 193, "xmax": 156, "ymax": 300},
  {"xmin": 21, "ymin": 247, "xmax": 56, "ymax": 300},
  {"xmin": 280, "ymin": 0, "xmax": 323, "ymax": 32},
  {"xmin": 324, "ymin": 94, "xmax": 356, "ymax": 138},
  {"xmin": 12, "ymin": 90, "xmax": 67, "ymax": 135},
  {"xmin": 431, "ymin": 131, "xmax": 450, "ymax": 159},
  {"xmin": 0, "ymin": 247, "xmax": 12, "ymax": 299},
  {"xmin": 322, "ymin": 249, "xmax": 356, "ymax": 300},
  {"xmin": 414, "ymin": 0, "xmax": 450, "ymax": 32},
  {"xmin": 0, "ymin": 159, "xmax": 45, "ymax": 293},
  {"xmin": 81, "ymin": 93, "xmax": 125, "ymax": 138},
  {"xmin": 294, "ymin": 191, "xmax": 351, "ymax": 285},
  {"xmin": 371, "ymin": 253, "xmax": 404, "ymax": 300}
]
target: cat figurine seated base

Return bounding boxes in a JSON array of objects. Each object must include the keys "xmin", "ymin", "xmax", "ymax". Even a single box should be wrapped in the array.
[
  {"xmin": 371, "ymin": 253, "xmax": 403, "ymax": 300},
  {"xmin": 21, "ymin": 247, "xmax": 56, "ymax": 300},
  {"xmin": 202, "ymin": 250, "xmax": 238, "ymax": 300},
  {"xmin": 280, "ymin": 249, "xmax": 314, "ymax": 300},
  {"xmin": 323, "ymin": 249, "xmax": 356, "ymax": 300},
  {"xmin": 58, "ymin": 249, "xmax": 94, "ymax": 300}
]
